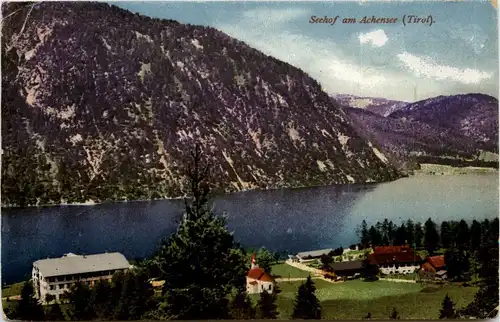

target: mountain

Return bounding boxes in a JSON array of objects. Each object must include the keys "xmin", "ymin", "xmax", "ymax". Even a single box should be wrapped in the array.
[
  {"xmin": 343, "ymin": 93, "xmax": 499, "ymax": 170},
  {"xmin": 388, "ymin": 94, "xmax": 499, "ymax": 152},
  {"xmin": 334, "ymin": 94, "xmax": 408, "ymax": 117},
  {"xmin": 344, "ymin": 107, "xmax": 480, "ymax": 170},
  {"xmin": 1, "ymin": 2, "xmax": 399, "ymax": 207}
]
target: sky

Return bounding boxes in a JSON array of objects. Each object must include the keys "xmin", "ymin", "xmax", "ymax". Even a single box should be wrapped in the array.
[{"xmin": 114, "ymin": 0, "xmax": 498, "ymax": 101}]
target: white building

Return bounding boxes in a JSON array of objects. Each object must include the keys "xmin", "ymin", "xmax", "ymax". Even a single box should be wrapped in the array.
[
  {"xmin": 367, "ymin": 249, "xmax": 423, "ymax": 275},
  {"xmin": 32, "ymin": 252, "xmax": 130, "ymax": 304},
  {"xmin": 246, "ymin": 254, "xmax": 275, "ymax": 294}
]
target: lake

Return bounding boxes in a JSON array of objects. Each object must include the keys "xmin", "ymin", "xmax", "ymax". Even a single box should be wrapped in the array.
[{"xmin": 1, "ymin": 174, "xmax": 498, "ymax": 285}]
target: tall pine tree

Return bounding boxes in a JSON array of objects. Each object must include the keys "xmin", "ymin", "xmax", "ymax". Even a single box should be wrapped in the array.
[
  {"xmin": 10, "ymin": 281, "xmax": 45, "ymax": 321},
  {"xmin": 230, "ymin": 287, "xmax": 256, "ymax": 319},
  {"xmin": 292, "ymin": 276, "xmax": 321, "ymax": 319},
  {"xmin": 439, "ymin": 294, "xmax": 457, "ymax": 319},
  {"xmin": 256, "ymin": 285, "xmax": 280, "ymax": 319},
  {"xmin": 155, "ymin": 145, "xmax": 248, "ymax": 319},
  {"xmin": 66, "ymin": 281, "xmax": 94, "ymax": 321},
  {"xmin": 424, "ymin": 218, "xmax": 439, "ymax": 255},
  {"xmin": 45, "ymin": 303, "xmax": 66, "ymax": 321},
  {"xmin": 460, "ymin": 218, "xmax": 499, "ymax": 319},
  {"xmin": 389, "ymin": 308, "xmax": 400, "ymax": 320}
]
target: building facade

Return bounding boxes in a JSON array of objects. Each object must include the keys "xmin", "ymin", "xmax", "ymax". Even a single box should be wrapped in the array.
[
  {"xmin": 368, "ymin": 248, "xmax": 423, "ymax": 275},
  {"xmin": 32, "ymin": 252, "xmax": 131, "ymax": 304}
]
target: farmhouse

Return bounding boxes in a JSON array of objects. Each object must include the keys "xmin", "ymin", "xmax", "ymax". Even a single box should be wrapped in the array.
[
  {"xmin": 32, "ymin": 252, "xmax": 131, "ymax": 303},
  {"xmin": 368, "ymin": 250, "xmax": 423, "ymax": 275},
  {"xmin": 373, "ymin": 246, "xmax": 411, "ymax": 253},
  {"xmin": 331, "ymin": 260, "xmax": 366, "ymax": 279},
  {"xmin": 420, "ymin": 255, "xmax": 447, "ymax": 280},
  {"xmin": 246, "ymin": 254, "xmax": 275, "ymax": 294},
  {"xmin": 295, "ymin": 248, "xmax": 334, "ymax": 263}
]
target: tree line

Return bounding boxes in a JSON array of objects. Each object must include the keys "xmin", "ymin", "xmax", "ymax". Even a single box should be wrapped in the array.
[
  {"xmin": 357, "ymin": 217, "xmax": 496, "ymax": 257},
  {"xmin": 4, "ymin": 146, "xmax": 324, "ymax": 320}
]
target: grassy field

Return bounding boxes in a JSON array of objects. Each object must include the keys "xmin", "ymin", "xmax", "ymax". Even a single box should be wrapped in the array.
[
  {"xmin": 272, "ymin": 279, "xmax": 478, "ymax": 319},
  {"xmin": 271, "ymin": 263, "xmax": 312, "ymax": 278},
  {"xmin": 1, "ymin": 282, "xmax": 25, "ymax": 298}
]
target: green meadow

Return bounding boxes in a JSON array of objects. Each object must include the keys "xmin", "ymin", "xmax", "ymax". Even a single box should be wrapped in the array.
[{"xmin": 272, "ymin": 278, "xmax": 478, "ymax": 320}]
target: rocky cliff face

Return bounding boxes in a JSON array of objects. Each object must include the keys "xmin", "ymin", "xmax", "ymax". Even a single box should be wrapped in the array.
[{"xmin": 1, "ymin": 2, "xmax": 399, "ymax": 207}]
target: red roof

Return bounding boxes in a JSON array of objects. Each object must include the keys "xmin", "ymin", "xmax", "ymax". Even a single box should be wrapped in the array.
[
  {"xmin": 247, "ymin": 267, "xmax": 274, "ymax": 282},
  {"xmin": 427, "ymin": 256, "xmax": 445, "ymax": 269},
  {"xmin": 374, "ymin": 246, "xmax": 410, "ymax": 254},
  {"xmin": 368, "ymin": 251, "xmax": 422, "ymax": 265}
]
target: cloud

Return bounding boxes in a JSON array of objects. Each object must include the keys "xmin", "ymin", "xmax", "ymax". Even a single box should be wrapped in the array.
[
  {"xmin": 397, "ymin": 51, "xmax": 493, "ymax": 84},
  {"xmin": 214, "ymin": 7, "xmax": 496, "ymax": 101},
  {"xmin": 359, "ymin": 29, "xmax": 389, "ymax": 47}
]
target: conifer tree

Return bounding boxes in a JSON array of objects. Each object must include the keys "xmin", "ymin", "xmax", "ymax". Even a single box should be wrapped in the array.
[
  {"xmin": 439, "ymin": 294, "xmax": 457, "ymax": 319},
  {"xmin": 389, "ymin": 307, "xmax": 400, "ymax": 320},
  {"xmin": 45, "ymin": 303, "xmax": 66, "ymax": 321},
  {"xmin": 460, "ymin": 218, "xmax": 499, "ymax": 319},
  {"xmin": 230, "ymin": 287, "xmax": 256, "ymax": 319},
  {"xmin": 90, "ymin": 280, "xmax": 114, "ymax": 319},
  {"xmin": 10, "ymin": 281, "xmax": 45, "ymax": 321},
  {"xmin": 155, "ymin": 145, "xmax": 248, "ymax": 319},
  {"xmin": 424, "ymin": 218, "xmax": 439, "ymax": 255},
  {"xmin": 292, "ymin": 276, "xmax": 321, "ymax": 319},
  {"xmin": 66, "ymin": 281, "xmax": 94, "ymax": 321},
  {"xmin": 256, "ymin": 284, "xmax": 280, "ymax": 319},
  {"xmin": 114, "ymin": 270, "xmax": 154, "ymax": 320}
]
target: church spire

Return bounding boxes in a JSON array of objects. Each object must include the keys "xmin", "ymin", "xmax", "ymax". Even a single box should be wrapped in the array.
[{"xmin": 251, "ymin": 253, "xmax": 258, "ymax": 269}]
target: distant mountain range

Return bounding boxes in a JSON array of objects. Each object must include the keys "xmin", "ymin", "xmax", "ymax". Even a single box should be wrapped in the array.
[
  {"xmin": 333, "ymin": 94, "xmax": 409, "ymax": 117},
  {"xmin": 1, "ymin": 2, "xmax": 400, "ymax": 207},
  {"xmin": 339, "ymin": 93, "xmax": 499, "ymax": 170}
]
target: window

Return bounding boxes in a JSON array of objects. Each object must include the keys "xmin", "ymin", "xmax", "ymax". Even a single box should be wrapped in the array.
[
  {"xmin": 268, "ymin": 284, "xmax": 272, "ymax": 290},
  {"xmin": 50, "ymin": 285, "xmax": 55, "ymax": 290},
  {"xmin": 58, "ymin": 284, "xmax": 63, "ymax": 289}
]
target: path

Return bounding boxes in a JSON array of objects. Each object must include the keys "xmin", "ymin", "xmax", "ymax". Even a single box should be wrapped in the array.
[
  {"xmin": 2, "ymin": 295, "xmax": 21, "ymax": 301},
  {"xmin": 275, "ymin": 277, "xmax": 316, "ymax": 282},
  {"xmin": 283, "ymin": 260, "xmax": 342, "ymax": 284},
  {"xmin": 379, "ymin": 278, "xmax": 417, "ymax": 284},
  {"xmin": 284, "ymin": 259, "xmax": 323, "ymax": 276}
]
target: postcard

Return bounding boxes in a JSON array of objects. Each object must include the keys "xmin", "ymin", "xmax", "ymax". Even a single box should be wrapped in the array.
[{"xmin": 1, "ymin": 0, "xmax": 498, "ymax": 320}]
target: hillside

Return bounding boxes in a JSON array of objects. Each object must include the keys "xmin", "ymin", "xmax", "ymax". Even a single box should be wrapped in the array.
[
  {"xmin": 388, "ymin": 94, "xmax": 498, "ymax": 153},
  {"xmin": 1, "ymin": 2, "xmax": 400, "ymax": 207}
]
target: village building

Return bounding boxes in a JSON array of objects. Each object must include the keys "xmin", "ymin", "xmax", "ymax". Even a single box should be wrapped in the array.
[
  {"xmin": 368, "ymin": 248, "xmax": 422, "ymax": 275},
  {"xmin": 246, "ymin": 254, "xmax": 275, "ymax": 294},
  {"xmin": 331, "ymin": 260, "xmax": 366, "ymax": 279},
  {"xmin": 420, "ymin": 255, "xmax": 447, "ymax": 280},
  {"xmin": 373, "ymin": 246, "xmax": 411, "ymax": 253},
  {"xmin": 32, "ymin": 252, "xmax": 131, "ymax": 304},
  {"xmin": 294, "ymin": 248, "xmax": 334, "ymax": 263}
]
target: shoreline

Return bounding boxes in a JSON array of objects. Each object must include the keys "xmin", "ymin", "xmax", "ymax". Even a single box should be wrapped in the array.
[{"xmin": 1, "ymin": 167, "xmax": 497, "ymax": 210}]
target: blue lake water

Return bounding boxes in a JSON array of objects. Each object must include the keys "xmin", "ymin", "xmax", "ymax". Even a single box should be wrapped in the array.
[{"xmin": 1, "ymin": 174, "xmax": 498, "ymax": 285}]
